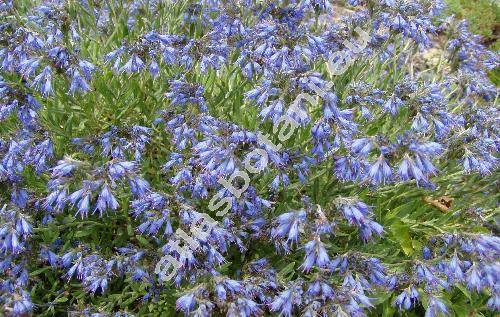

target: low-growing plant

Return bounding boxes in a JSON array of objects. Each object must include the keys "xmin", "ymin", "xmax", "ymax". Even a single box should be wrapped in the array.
[{"xmin": 0, "ymin": 0, "xmax": 498, "ymax": 316}]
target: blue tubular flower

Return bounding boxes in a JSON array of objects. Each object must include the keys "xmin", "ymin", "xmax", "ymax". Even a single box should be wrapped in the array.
[
  {"xmin": 17, "ymin": 58, "xmax": 40, "ymax": 78},
  {"xmin": 131, "ymin": 191, "xmax": 172, "ymax": 234},
  {"xmin": 367, "ymin": 154, "xmax": 392, "ymax": 185},
  {"xmin": 422, "ymin": 246, "xmax": 432, "ymax": 260},
  {"xmin": 15, "ymin": 215, "xmax": 31, "ymax": 238},
  {"xmin": 39, "ymin": 246, "xmax": 58, "ymax": 267},
  {"xmin": 78, "ymin": 60, "xmax": 96, "ymax": 80},
  {"xmin": 104, "ymin": 46, "xmax": 124, "ymax": 67},
  {"xmin": 311, "ymin": 121, "xmax": 333, "ymax": 158},
  {"xmin": 245, "ymin": 80, "xmax": 279, "ymax": 107},
  {"xmin": 351, "ymin": 137, "xmax": 373, "ymax": 157},
  {"xmin": 69, "ymin": 188, "xmax": 91, "ymax": 218},
  {"xmin": 231, "ymin": 298, "xmax": 262, "ymax": 317},
  {"xmin": 121, "ymin": 54, "xmax": 145, "ymax": 74},
  {"xmin": 176, "ymin": 292, "xmax": 197, "ymax": 314},
  {"xmin": 412, "ymin": 113, "xmax": 430, "ymax": 132},
  {"xmin": 241, "ymin": 59, "xmax": 262, "ymax": 79},
  {"xmin": 334, "ymin": 155, "xmax": 368, "ymax": 182},
  {"xmin": 462, "ymin": 146, "xmax": 497, "ymax": 175},
  {"xmin": 69, "ymin": 69, "xmax": 90, "ymax": 93},
  {"xmin": 466, "ymin": 264, "xmax": 483, "ymax": 292},
  {"xmin": 271, "ymin": 210, "xmax": 306, "ymax": 249},
  {"xmin": 398, "ymin": 154, "xmax": 426, "ymax": 184},
  {"xmin": 217, "ymin": 278, "xmax": 242, "ymax": 300},
  {"xmin": 340, "ymin": 274, "xmax": 374, "ymax": 312},
  {"xmin": 415, "ymin": 263, "xmax": 447, "ymax": 290},
  {"xmin": 394, "ymin": 287, "xmax": 419, "ymax": 311},
  {"xmin": 0, "ymin": 1, "xmax": 13, "ymax": 12},
  {"xmin": 396, "ymin": 137, "xmax": 443, "ymax": 186},
  {"xmin": 259, "ymin": 99, "xmax": 284, "ymax": 124},
  {"xmin": 95, "ymin": 184, "xmax": 119, "ymax": 216},
  {"xmin": 425, "ymin": 297, "xmax": 448, "ymax": 317},
  {"xmin": 51, "ymin": 159, "xmax": 77, "ymax": 178},
  {"xmin": 24, "ymin": 138, "xmax": 54, "ymax": 174},
  {"xmin": 149, "ymin": 59, "xmax": 159, "ymax": 77},
  {"xmin": 335, "ymin": 198, "xmax": 383, "ymax": 241},
  {"xmin": 0, "ymin": 206, "xmax": 32, "ymax": 254},
  {"xmin": 83, "ymin": 125, "xmax": 151, "ymax": 160},
  {"xmin": 487, "ymin": 293, "xmax": 500, "ymax": 311},
  {"xmin": 31, "ymin": 66, "xmax": 53, "ymax": 96},
  {"xmin": 108, "ymin": 161, "xmax": 136, "ymax": 179},
  {"xmin": 390, "ymin": 14, "xmax": 409, "ymax": 34},
  {"xmin": 86, "ymin": 272, "xmax": 109, "ymax": 294},
  {"xmin": 270, "ymin": 172, "xmax": 290, "ymax": 191},
  {"xmin": 11, "ymin": 187, "xmax": 28, "ymax": 208},
  {"xmin": 306, "ymin": 279, "xmax": 334, "ymax": 301},
  {"xmin": 11, "ymin": 290, "xmax": 34, "ymax": 315},
  {"xmin": 0, "ymin": 1, "xmax": 498, "ymax": 316},
  {"xmin": 62, "ymin": 253, "xmax": 112, "ymax": 294},
  {"xmin": 382, "ymin": 95, "xmax": 404, "ymax": 116},
  {"xmin": 47, "ymin": 46, "xmax": 71, "ymax": 69},
  {"xmin": 165, "ymin": 79, "xmax": 207, "ymax": 112},
  {"xmin": 359, "ymin": 220, "xmax": 384, "ymax": 241},
  {"xmin": 129, "ymin": 176, "xmax": 150, "ymax": 196},
  {"xmin": 45, "ymin": 146, "xmax": 148, "ymax": 216},
  {"xmin": 300, "ymin": 237, "xmax": 330, "ymax": 272},
  {"xmin": 444, "ymin": 254, "xmax": 464, "ymax": 282},
  {"xmin": 270, "ymin": 282, "xmax": 303, "ymax": 317},
  {"xmin": 1, "ymin": 137, "xmax": 31, "ymax": 180}
]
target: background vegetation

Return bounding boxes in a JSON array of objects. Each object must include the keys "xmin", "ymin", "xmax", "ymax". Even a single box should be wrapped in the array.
[
  {"xmin": 446, "ymin": 0, "xmax": 499, "ymax": 85},
  {"xmin": 0, "ymin": 0, "xmax": 498, "ymax": 316}
]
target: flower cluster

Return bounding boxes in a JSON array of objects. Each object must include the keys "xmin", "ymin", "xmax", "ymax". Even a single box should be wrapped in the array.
[{"xmin": 0, "ymin": 0, "xmax": 498, "ymax": 316}]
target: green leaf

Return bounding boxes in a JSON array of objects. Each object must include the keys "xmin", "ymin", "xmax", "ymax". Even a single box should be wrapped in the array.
[
  {"xmin": 278, "ymin": 261, "xmax": 296, "ymax": 281},
  {"xmin": 136, "ymin": 235, "xmax": 152, "ymax": 248},
  {"xmin": 390, "ymin": 220, "xmax": 414, "ymax": 256},
  {"xmin": 74, "ymin": 230, "xmax": 92, "ymax": 238},
  {"xmin": 30, "ymin": 267, "xmax": 51, "ymax": 276},
  {"xmin": 455, "ymin": 284, "xmax": 473, "ymax": 303}
]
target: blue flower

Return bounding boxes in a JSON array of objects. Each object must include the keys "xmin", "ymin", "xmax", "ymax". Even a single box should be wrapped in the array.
[
  {"xmin": 368, "ymin": 155, "xmax": 392, "ymax": 185},
  {"xmin": 393, "ymin": 287, "xmax": 419, "ymax": 310},
  {"xmin": 383, "ymin": 95, "xmax": 404, "ymax": 116},
  {"xmin": 351, "ymin": 138, "xmax": 373, "ymax": 157},
  {"xmin": 95, "ymin": 184, "xmax": 119, "ymax": 216},
  {"xmin": 300, "ymin": 237, "xmax": 330, "ymax": 272},
  {"xmin": 17, "ymin": 58, "xmax": 40, "ymax": 78},
  {"xmin": 425, "ymin": 297, "xmax": 448, "ymax": 317},
  {"xmin": 487, "ymin": 294, "xmax": 500, "ymax": 311},
  {"xmin": 270, "ymin": 283, "xmax": 303, "ymax": 317},
  {"xmin": 176, "ymin": 293, "xmax": 197, "ymax": 314},
  {"xmin": 69, "ymin": 69, "xmax": 90, "ymax": 93},
  {"xmin": 31, "ymin": 66, "xmax": 53, "ymax": 96},
  {"xmin": 466, "ymin": 264, "xmax": 483, "ymax": 292},
  {"xmin": 271, "ymin": 210, "xmax": 306, "ymax": 248},
  {"xmin": 121, "ymin": 54, "xmax": 145, "ymax": 74},
  {"xmin": 12, "ymin": 291, "xmax": 34, "ymax": 315}
]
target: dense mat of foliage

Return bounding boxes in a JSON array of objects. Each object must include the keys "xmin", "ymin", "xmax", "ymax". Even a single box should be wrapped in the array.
[{"xmin": 0, "ymin": 0, "xmax": 499, "ymax": 316}]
